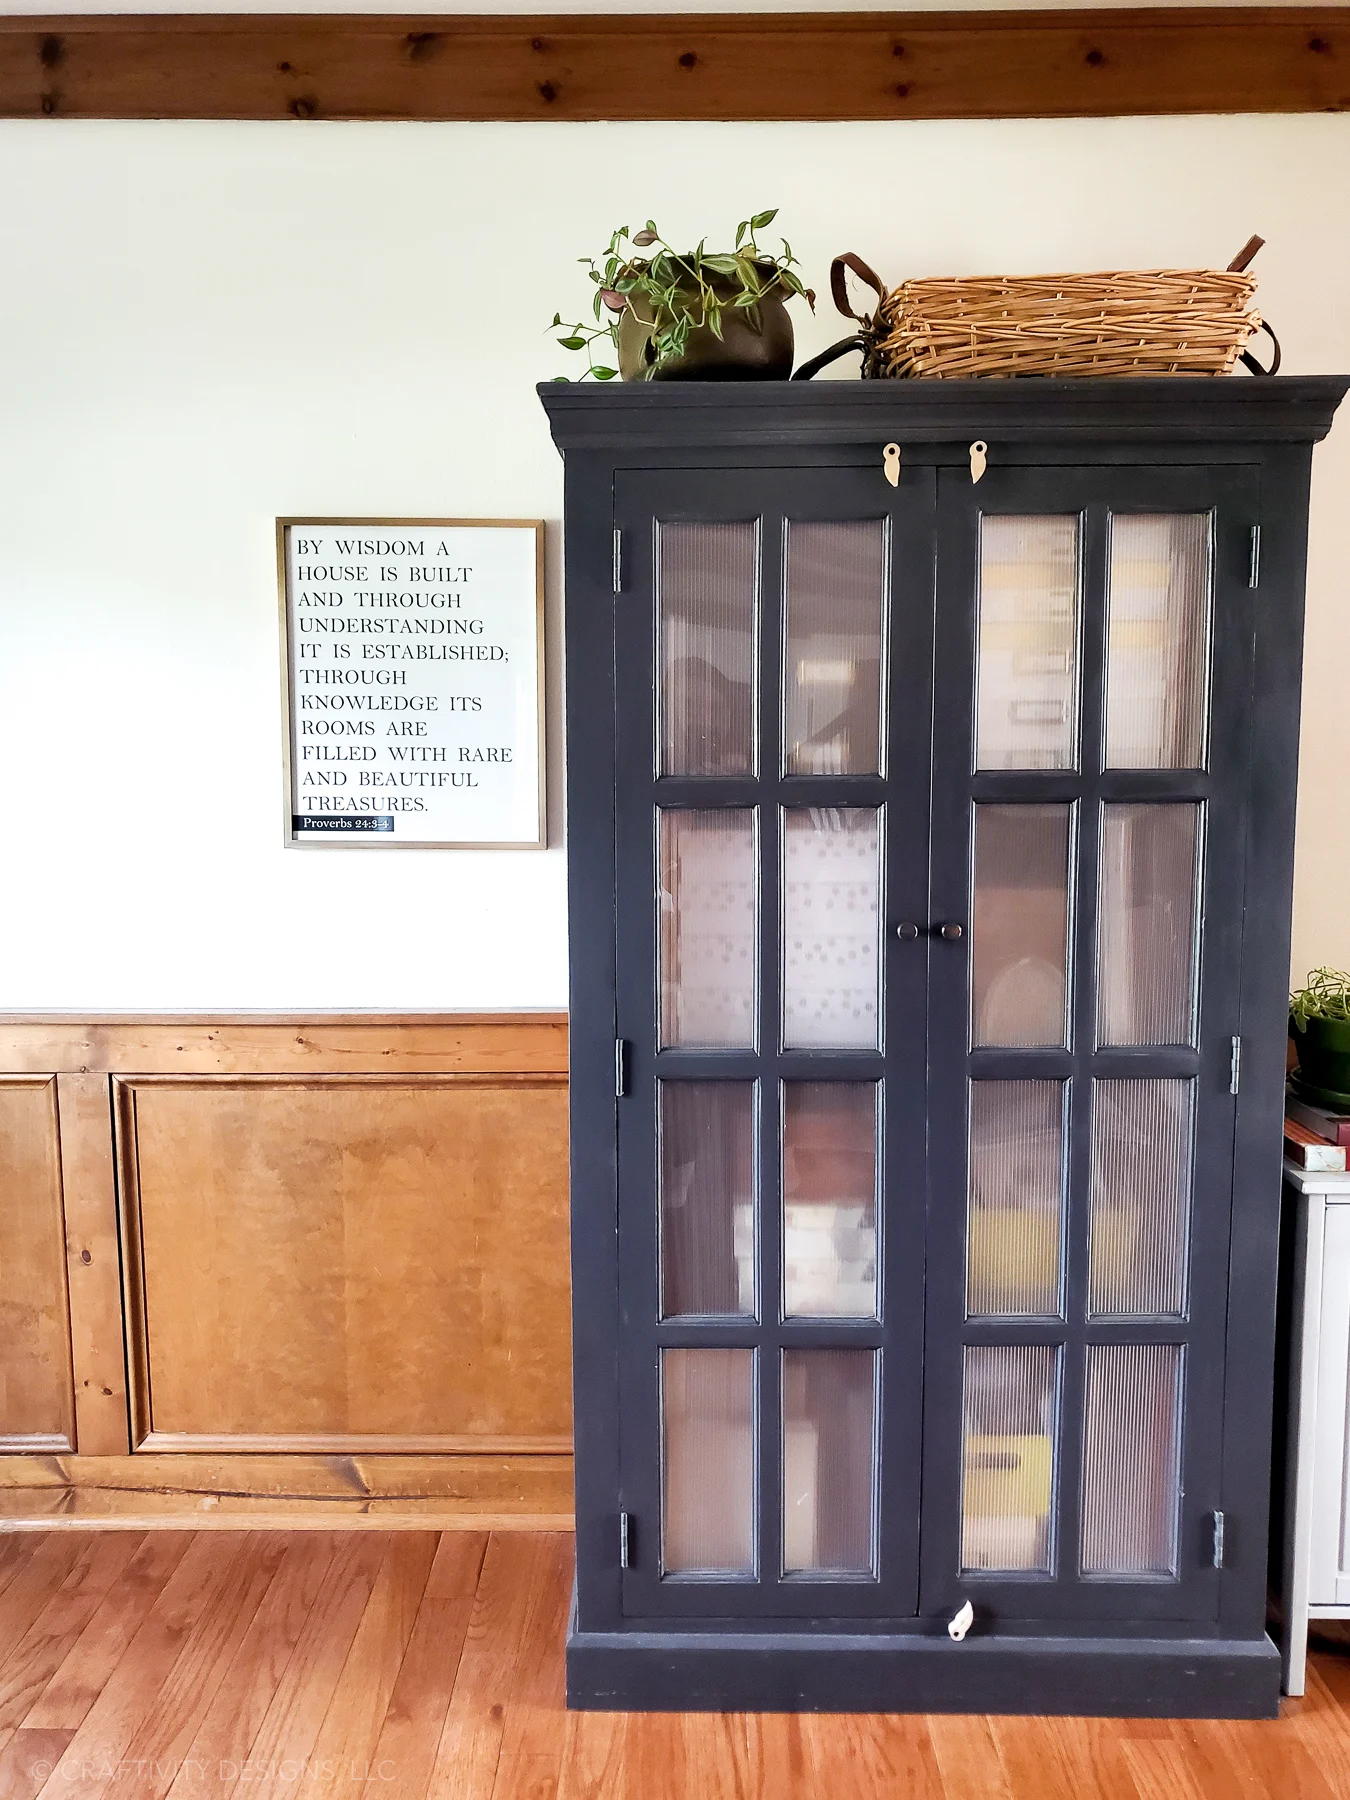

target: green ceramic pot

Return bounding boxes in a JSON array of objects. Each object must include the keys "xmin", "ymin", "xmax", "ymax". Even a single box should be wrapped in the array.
[
  {"xmin": 1290, "ymin": 1013, "xmax": 1350, "ymax": 1102},
  {"xmin": 617, "ymin": 271, "xmax": 795, "ymax": 382}
]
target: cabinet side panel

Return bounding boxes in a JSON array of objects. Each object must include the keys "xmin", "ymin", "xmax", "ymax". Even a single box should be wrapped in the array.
[
  {"xmin": 564, "ymin": 448, "xmax": 623, "ymax": 1631},
  {"xmin": 1226, "ymin": 444, "xmax": 1315, "ymax": 1636}
]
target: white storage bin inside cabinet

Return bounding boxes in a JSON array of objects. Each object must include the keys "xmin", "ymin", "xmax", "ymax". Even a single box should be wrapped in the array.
[{"xmin": 1280, "ymin": 1163, "xmax": 1350, "ymax": 1695}]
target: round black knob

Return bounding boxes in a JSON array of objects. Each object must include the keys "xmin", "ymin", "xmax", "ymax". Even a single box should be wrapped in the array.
[
  {"xmin": 896, "ymin": 922, "xmax": 920, "ymax": 941},
  {"xmin": 940, "ymin": 922, "xmax": 964, "ymax": 941}
]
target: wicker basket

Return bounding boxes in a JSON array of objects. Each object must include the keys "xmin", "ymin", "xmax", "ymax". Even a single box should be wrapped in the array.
[{"xmin": 800, "ymin": 239, "xmax": 1278, "ymax": 381}]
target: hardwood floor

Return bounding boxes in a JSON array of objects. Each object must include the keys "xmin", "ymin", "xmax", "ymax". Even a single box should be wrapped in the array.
[{"xmin": 0, "ymin": 1529, "xmax": 1346, "ymax": 1798}]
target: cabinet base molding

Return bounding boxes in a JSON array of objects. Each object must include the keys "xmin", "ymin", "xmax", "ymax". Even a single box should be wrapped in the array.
[
  {"xmin": 0, "ymin": 1452, "xmax": 574, "ymax": 1531},
  {"xmin": 566, "ymin": 1622, "xmax": 1281, "ymax": 1718}
]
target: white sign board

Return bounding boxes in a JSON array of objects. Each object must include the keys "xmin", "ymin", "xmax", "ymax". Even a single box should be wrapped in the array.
[{"xmin": 278, "ymin": 519, "xmax": 545, "ymax": 848}]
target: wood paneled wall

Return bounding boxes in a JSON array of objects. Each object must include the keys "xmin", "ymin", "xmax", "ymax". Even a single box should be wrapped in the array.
[{"xmin": 0, "ymin": 1016, "xmax": 572, "ymax": 1526}]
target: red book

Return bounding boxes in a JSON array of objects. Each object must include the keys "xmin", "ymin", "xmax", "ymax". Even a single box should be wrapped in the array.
[{"xmin": 1285, "ymin": 1117, "xmax": 1347, "ymax": 1172}]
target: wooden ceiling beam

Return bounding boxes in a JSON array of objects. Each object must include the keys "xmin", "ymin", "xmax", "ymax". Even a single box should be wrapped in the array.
[{"xmin": 1, "ymin": 9, "xmax": 1346, "ymax": 123}]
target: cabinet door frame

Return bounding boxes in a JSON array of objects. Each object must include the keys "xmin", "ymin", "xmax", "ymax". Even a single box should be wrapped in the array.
[
  {"xmin": 920, "ymin": 461, "xmax": 1259, "ymax": 1627},
  {"xmin": 611, "ymin": 463, "xmax": 936, "ymax": 1622}
]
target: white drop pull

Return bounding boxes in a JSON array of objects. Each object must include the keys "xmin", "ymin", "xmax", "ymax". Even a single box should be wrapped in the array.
[
  {"xmin": 969, "ymin": 441, "xmax": 988, "ymax": 484},
  {"xmin": 947, "ymin": 1600, "xmax": 975, "ymax": 1643},
  {"xmin": 883, "ymin": 442, "xmax": 901, "ymax": 487}
]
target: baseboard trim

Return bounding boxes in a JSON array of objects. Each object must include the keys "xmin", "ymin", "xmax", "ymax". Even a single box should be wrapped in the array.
[
  {"xmin": 0, "ymin": 1452, "xmax": 576, "ymax": 1532},
  {"xmin": 565, "ymin": 1620, "xmax": 1282, "ymax": 1717}
]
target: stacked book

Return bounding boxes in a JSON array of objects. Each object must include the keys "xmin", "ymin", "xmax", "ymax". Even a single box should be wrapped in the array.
[{"xmin": 1286, "ymin": 1094, "xmax": 1350, "ymax": 1172}]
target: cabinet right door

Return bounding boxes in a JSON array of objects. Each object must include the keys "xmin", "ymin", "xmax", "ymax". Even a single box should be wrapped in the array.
[{"xmin": 922, "ymin": 462, "xmax": 1258, "ymax": 1626}]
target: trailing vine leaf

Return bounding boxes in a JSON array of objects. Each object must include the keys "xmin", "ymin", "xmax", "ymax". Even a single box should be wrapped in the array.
[
  {"xmin": 1291, "ymin": 968, "xmax": 1350, "ymax": 1031},
  {"xmin": 547, "ymin": 209, "xmax": 811, "ymax": 380}
]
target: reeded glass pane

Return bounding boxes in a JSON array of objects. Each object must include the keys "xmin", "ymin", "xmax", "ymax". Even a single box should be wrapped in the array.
[
  {"xmin": 658, "ymin": 521, "xmax": 757, "ymax": 777},
  {"xmin": 961, "ymin": 1345, "xmax": 1058, "ymax": 1573},
  {"xmin": 783, "ymin": 1083, "xmax": 878, "ymax": 1319},
  {"xmin": 971, "ymin": 805, "xmax": 1071, "ymax": 1049},
  {"xmin": 1097, "ymin": 804, "xmax": 1201, "ymax": 1047},
  {"xmin": 1089, "ymin": 1080, "xmax": 1193, "ymax": 1319},
  {"xmin": 783, "ymin": 520, "xmax": 886, "ymax": 776},
  {"xmin": 1081, "ymin": 1344, "xmax": 1182, "ymax": 1578},
  {"xmin": 782, "ymin": 808, "xmax": 882, "ymax": 1050},
  {"xmin": 1105, "ymin": 514, "xmax": 1211, "ymax": 771},
  {"xmin": 976, "ymin": 515, "xmax": 1080, "ymax": 771},
  {"xmin": 967, "ymin": 1082, "xmax": 1065, "ymax": 1318},
  {"xmin": 660, "ymin": 1082, "xmax": 756, "ymax": 1319},
  {"xmin": 782, "ymin": 1349, "xmax": 877, "ymax": 1574},
  {"xmin": 662, "ymin": 1348, "xmax": 755, "ymax": 1575},
  {"xmin": 659, "ymin": 809, "xmax": 757, "ymax": 1049}
]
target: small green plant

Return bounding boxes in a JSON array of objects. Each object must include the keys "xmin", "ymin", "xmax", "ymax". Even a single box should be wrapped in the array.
[
  {"xmin": 550, "ymin": 210, "xmax": 813, "ymax": 381},
  {"xmin": 1290, "ymin": 968, "xmax": 1350, "ymax": 1031}
]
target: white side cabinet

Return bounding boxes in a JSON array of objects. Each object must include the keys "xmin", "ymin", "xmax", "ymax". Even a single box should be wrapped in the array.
[{"xmin": 1280, "ymin": 1163, "xmax": 1350, "ymax": 1694}]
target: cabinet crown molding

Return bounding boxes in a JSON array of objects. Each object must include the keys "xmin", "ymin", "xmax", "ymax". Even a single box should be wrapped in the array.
[{"xmin": 539, "ymin": 375, "xmax": 1350, "ymax": 451}]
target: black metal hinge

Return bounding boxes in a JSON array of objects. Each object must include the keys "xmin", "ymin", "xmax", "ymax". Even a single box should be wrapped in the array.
[
  {"xmin": 1212, "ymin": 1509, "xmax": 1226, "ymax": 1569},
  {"xmin": 619, "ymin": 1511, "xmax": 632, "ymax": 1568},
  {"xmin": 1248, "ymin": 525, "xmax": 1261, "ymax": 589}
]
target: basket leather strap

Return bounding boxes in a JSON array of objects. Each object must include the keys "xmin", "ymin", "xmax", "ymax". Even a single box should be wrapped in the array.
[
  {"xmin": 792, "ymin": 335, "xmax": 867, "ymax": 380},
  {"xmin": 830, "ymin": 253, "xmax": 887, "ymax": 322},
  {"xmin": 1240, "ymin": 318, "xmax": 1282, "ymax": 376}
]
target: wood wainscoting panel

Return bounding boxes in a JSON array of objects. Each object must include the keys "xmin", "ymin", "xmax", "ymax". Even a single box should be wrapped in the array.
[
  {"xmin": 54, "ymin": 1074, "xmax": 131, "ymax": 1456},
  {"xmin": 0, "ymin": 1079, "xmax": 74, "ymax": 1450},
  {"xmin": 115, "ymin": 1074, "xmax": 572, "ymax": 1454}
]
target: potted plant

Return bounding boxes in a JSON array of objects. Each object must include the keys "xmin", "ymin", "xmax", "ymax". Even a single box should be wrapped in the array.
[
  {"xmin": 1290, "ymin": 967, "xmax": 1350, "ymax": 1105},
  {"xmin": 551, "ymin": 211, "xmax": 814, "ymax": 382}
]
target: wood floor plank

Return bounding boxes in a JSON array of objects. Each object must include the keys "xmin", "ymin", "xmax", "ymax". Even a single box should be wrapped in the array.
[
  {"xmin": 1214, "ymin": 1721, "xmax": 1339, "ymax": 1800},
  {"xmin": 0, "ymin": 1534, "xmax": 50, "ymax": 1608},
  {"xmin": 301, "ymin": 1533, "xmax": 440, "ymax": 1800},
  {"xmin": 498, "ymin": 1535, "xmax": 570, "ymax": 1763},
  {"xmin": 161, "ymin": 1536, "xmax": 344, "ymax": 1800},
  {"xmin": 21, "ymin": 1535, "xmax": 194, "ymax": 1732},
  {"xmin": 0, "ymin": 1536, "xmax": 101, "ymax": 1670},
  {"xmin": 993, "ymin": 1713, "xmax": 1144, "ymax": 1800},
  {"xmin": 1048, "ymin": 1716, "xmax": 1144, "ymax": 1800},
  {"xmin": 428, "ymin": 1535, "xmax": 571, "ymax": 1800},
  {"xmin": 493, "ymin": 1751, "xmax": 562, "ymax": 1800},
  {"xmin": 375, "ymin": 1534, "xmax": 486, "ymax": 1800},
  {"xmin": 743, "ymin": 1713, "xmax": 814, "ymax": 1799},
  {"xmin": 0, "ymin": 1535, "xmax": 143, "ymax": 1730},
  {"xmin": 0, "ymin": 1728, "xmax": 75, "ymax": 1800},
  {"xmin": 1290, "ymin": 1661, "xmax": 1350, "ymax": 1793},
  {"xmin": 554, "ymin": 1711, "xmax": 628, "ymax": 1800},
  {"xmin": 215, "ymin": 1533, "xmax": 392, "ymax": 1800},
  {"xmin": 31, "ymin": 1534, "xmax": 255, "ymax": 1800},
  {"xmin": 1120, "ymin": 1737, "xmax": 1213, "ymax": 1800},
  {"xmin": 99, "ymin": 1536, "xmax": 293, "ymax": 1800},
  {"xmin": 927, "ymin": 1713, "xmax": 1017, "ymax": 1800},
  {"xmin": 1167, "ymin": 1720, "xmax": 1273, "ymax": 1800},
  {"xmin": 593, "ymin": 1711, "xmax": 758, "ymax": 1800}
]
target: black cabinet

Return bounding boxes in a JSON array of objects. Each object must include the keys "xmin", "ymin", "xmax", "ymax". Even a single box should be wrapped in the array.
[{"xmin": 541, "ymin": 377, "xmax": 1347, "ymax": 1716}]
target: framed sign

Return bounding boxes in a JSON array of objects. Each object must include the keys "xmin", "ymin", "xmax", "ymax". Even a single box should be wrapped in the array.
[{"xmin": 278, "ymin": 518, "xmax": 545, "ymax": 848}]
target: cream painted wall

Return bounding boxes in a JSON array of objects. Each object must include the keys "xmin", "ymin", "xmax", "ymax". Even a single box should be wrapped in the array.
[{"xmin": 1, "ymin": 114, "xmax": 1347, "ymax": 1008}]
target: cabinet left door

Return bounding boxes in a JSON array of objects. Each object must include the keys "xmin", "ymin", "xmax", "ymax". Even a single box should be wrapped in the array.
[{"xmin": 611, "ymin": 463, "xmax": 935, "ymax": 1622}]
